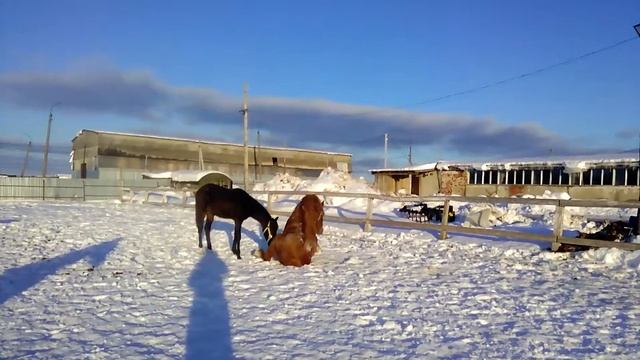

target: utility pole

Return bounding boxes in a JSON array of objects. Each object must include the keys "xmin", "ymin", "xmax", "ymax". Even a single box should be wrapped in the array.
[
  {"xmin": 198, "ymin": 144, "xmax": 204, "ymax": 170},
  {"xmin": 408, "ymin": 146, "xmax": 413, "ymax": 166},
  {"xmin": 384, "ymin": 133, "xmax": 388, "ymax": 168},
  {"xmin": 635, "ymin": 131, "xmax": 640, "ymax": 235},
  {"xmin": 633, "ymin": 24, "xmax": 640, "ymax": 236},
  {"xmin": 256, "ymin": 130, "xmax": 262, "ymax": 180},
  {"xmin": 241, "ymin": 84, "xmax": 249, "ymax": 190},
  {"xmin": 42, "ymin": 102, "xmax": 60, "ymax": 177},
  {"xmin": 21, "ymin": 140, "xmax": 32, "ymax": 177}
]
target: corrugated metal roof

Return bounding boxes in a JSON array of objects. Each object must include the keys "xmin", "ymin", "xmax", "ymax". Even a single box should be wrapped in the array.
[{"xmin": 73, "ymin": 129, "xmax": 352, "ymax": 157}]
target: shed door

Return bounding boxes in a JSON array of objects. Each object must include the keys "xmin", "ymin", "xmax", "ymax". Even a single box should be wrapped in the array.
[{"xmin": 411, "ymin": 175, "xmax": 420, "ymax": 195}]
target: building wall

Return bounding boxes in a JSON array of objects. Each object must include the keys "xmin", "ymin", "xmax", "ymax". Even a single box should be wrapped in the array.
[
  {"xmin": 419, "ymin": 172, "xmax": 440, "ymax": 196},
  {"xmin": 374, "ymin": 169, "xmax": 638, "ymax": 201},
  {"xmin": 373, "ymin": 170, "xmax": 466, "ymax": 196},
  {"xmin": 373, "ymin": 174, "xmax": 396, "ymax": 194},
  {"xmin": 466, "ymin": 184, "xmax": 640, "ymax": 201},
  {"xmin": 439, "ymin": 171, "xmax": 467, "ymax": 195},
  {"xmin": 72, "ymin": 131, "xmax": 351, "ymax": 183}
]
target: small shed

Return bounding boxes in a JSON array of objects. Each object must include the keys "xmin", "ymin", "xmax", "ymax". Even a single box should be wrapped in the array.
[
  {"xmin": 370, "ymin": 162, "xmax": 468, "ymax": 196},
  {"xmin": 142, "ymin": 170, "xmax": 233, "ymax": 190}
]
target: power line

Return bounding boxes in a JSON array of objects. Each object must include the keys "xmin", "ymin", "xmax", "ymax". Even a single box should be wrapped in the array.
[
  {"xmin": 342, "ymin": 36, "xmax": 639, "ymax": 118},
  {"xmin": 409, "ymin": 36, "xmax": 638, "ymax": 107}
]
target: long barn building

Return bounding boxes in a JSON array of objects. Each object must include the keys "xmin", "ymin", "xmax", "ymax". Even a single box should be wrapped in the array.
[
  {"xmin": 71, "ymin": 130, "xmax": 351, "ymax": 185},
  {"xmin": 370, "ymin": 152, "xmax": 640, "ymax": 201}
]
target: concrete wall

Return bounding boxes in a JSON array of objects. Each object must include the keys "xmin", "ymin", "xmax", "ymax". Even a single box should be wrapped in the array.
[
  {"xmin": 466, "ymin": 184, "xmax": 640, "ymax": 201},
  {"xmin": 372, "ymin": 174, "xmax": 411, "ymax": 194},
  {"xmin": 419, "ymin": 172, "xmax": 440, "ymax": 196},
  {"xmin": 72, "ymin": 130, "xmax": 351, "ymax": 182},
  {"xmin": 374, "ymin": 169, "xmax": 639, "ymax": 201},
  {"xmin": 373, "ymin": 170, "xmax": 467, "ymax": 196}
]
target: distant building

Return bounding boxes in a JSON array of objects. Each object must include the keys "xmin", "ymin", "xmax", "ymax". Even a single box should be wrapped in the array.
[
  {"xmin": 71, "ymin": 130, "xmax": 352, "ymax": 186},
  {"xmin": 370, "ymin": 152, "xmax": 640, "ymax": 201}
]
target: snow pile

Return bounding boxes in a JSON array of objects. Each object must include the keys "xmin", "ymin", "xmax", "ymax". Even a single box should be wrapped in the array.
[
  {"xmin": 253, "ymin": 168, "xmax": 381, "ymax": 209},
  {"xmin": 457, "ymin": 190, "xmax": 634, "ymax": 233},
  {"xmin": 579, "ymin": 248, "xmax": 640, "ymax": 271},
  {"xmin": 461, "ymin": 204, "xmax": 531, "ymax": 227},
  {"xmin": 295, "ymin": 168, "xmax": 375, "ymax": 195},
  {"xmin": 253, "ymin": 168, "xmax": 376, "ymax": 195},
  {"xmin": 252, "ymin": 172, "xmax": 303, "ymax": 193},
  {"xmin": 123, "ymin": 188, "xmax": 193, "ymax": 205}
]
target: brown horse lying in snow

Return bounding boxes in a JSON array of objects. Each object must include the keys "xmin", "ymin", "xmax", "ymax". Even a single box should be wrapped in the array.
[{"xmin": 256, "ymin": 194, "xmax": 324, "ymax": 267}]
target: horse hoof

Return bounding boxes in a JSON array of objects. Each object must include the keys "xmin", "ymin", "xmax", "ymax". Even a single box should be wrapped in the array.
[{"xmin": 198, "ymin": 244, "xmax": 203, "ymax": 248}]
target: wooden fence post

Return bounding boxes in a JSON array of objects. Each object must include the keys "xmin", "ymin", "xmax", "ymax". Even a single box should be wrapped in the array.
[
  {"xmin": 267, "ymin": 193, "xmax": 273, "ymax": 213},
  {"xmin": 364, "ymin": 196, "xmax": 374, "ymax": 232},
  {"xmin": 439, "ymin": 199, "xmax": 450, "ymax": 240},
  {"xmin": 42, "ymin": 179, "xmax": 45, "ymax": 200},
  {"xmin": 552, "ymin": 205, "xmax": 564, "ymax": 251},
  {"xmin": 82, "ymin": 180, "xmax": 86, "ymax": 201}
]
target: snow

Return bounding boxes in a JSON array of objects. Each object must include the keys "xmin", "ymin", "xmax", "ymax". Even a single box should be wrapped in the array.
[
  {"xmin": 2, "ymin": 170, "xmax": 640, "ymax": 358},
  {"xmin": 472, "ymin": 152, "xmax": 639, "ymax": 172},
  {"xmin": 377, "ymin": 151, "xmax": 639, "ymax": 173},
  {"xmin": 370, "ymin": 161, "xmax": 452, "ymax": 173},
  {"xmin": 142, "ymin": 170, "xmax": 230, "ymax": 183}
]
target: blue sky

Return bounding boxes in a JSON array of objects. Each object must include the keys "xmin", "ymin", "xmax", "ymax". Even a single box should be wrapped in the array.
[{"xmin": 1, "ymin": 0, "xmax": 639, "ymax": 176}]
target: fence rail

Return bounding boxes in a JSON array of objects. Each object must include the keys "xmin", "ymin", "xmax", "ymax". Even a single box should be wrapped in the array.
[
  {"xmin": 2, "ymin": 181, "xmax": 638, "ymax": 251},
  {"xmin": 0, "ymin": 177, "xmax": 171, "ymax": 201},
  {"xmin": 251, "ymin": 190, "xmax": 640, "ymax": 251}
]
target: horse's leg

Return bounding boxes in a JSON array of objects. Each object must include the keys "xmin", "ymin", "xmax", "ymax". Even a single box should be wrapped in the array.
[
  {"xmin": 232, "ymin": 220, "xmax": 242, "ymax": 259},
  {"xmin": 204, "ymin": 214, "xmax": 214, "ymax": 250},
  {"xmin": 195, "ymin": 205, "xmax": 204, "ymax": 248}
]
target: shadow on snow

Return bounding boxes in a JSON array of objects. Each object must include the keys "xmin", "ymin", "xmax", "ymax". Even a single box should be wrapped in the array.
[
  {"xmin": 185, "ymin": 250, "xmax": 233, "ymax": 359},
  {"xmin": 213, "ymin": 220, "xmax": 269, "ymax": 251},
  {"xmin": 0, "ymin": 237, "xmax": 121, "ymax": 305}
]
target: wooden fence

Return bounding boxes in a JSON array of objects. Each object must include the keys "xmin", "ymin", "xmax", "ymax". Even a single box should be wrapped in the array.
[{"xmin": 251, "ymin": 190, "xmax": 640, "ymax": 251}]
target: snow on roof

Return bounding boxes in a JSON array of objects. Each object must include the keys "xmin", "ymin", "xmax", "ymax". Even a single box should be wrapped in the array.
[
  {"xmin": 74, "ymin": 129, "xmax": 352, "ymax": 157},
  {"xmin": 142, "ymin": 170, "xmax": 231, "ymax": 183},
  {"xmin": 471, "ymin": 152, "xmax": 639, "ymax": 171},
  {"xmin": 369, "ymin": 161, "xmax": 456, "ymax": 173},
  {"xmin": 370, "ymin": 151, "xmax": 639, "ymax": 174}
]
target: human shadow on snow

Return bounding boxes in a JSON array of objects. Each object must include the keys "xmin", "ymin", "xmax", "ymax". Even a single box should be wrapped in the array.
[
  {"xmin": 213, "ymin": 220, "xmax": 270, "ymax": 252},
  {"xmin": 185, "ymin": 251, "xmax": 233, "ymax": 359},
  {"xmin": 0, "ymin": 237, "xmax": 121, "ymax": 304}
]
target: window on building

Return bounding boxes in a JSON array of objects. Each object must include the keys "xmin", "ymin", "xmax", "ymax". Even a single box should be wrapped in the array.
[
  {"xmin": 523, "ymin": 170, "xmax": 533, "ymax": 185},
  {"xmin": 629, "ymin": 166, "xmax": 640, "ymax": 186},
  {"xmin": 602, "ymin": 168, "xmax": 613, "ymax": 186},
  {"xmin": 614, "ymin": 166, "xmax": 627, "ymax": 186},
  {"xmin": 540, "ymin": 169, "xmax": 551, "ymax": 185},
  {"xmin": 488, "ymin": 170, "xmax": 500, "ymax": 184},
  {"xmin": 591, "ymin": 168, "xmax": 603, "ymax": 186}
]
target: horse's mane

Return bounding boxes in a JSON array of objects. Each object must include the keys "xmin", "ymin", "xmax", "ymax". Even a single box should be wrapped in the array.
[{"xmin": 235, "ymin": 188, "xmax": 271, "ymax": 222}]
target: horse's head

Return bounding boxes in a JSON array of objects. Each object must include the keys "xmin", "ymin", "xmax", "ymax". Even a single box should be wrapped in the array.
[
  {"xmin": 302, "ymin": 198, "xmax": 324, "ymax": 235},
  {"xmin": 263, "ymin": 216, "xmax": 279, "ymax": 245}
]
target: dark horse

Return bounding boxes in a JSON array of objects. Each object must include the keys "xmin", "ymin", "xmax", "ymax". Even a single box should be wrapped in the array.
[
  {"xmin": 195, "ymin": 184, "xmax": 279, "ymax": 259},
  {"xmin": 257, "ymin": 194, "xmax": 324, "ymax": 267}
]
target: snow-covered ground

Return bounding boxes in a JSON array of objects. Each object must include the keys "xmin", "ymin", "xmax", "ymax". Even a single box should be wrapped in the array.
[{"xmin": 2, "ymin": 169, "xmax": 640, "ymax": 358}]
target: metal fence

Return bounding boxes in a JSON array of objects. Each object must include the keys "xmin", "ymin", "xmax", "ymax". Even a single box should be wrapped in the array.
[{"xmin": 0, "ymin": 177, "xmax": 171, "ymax": 201}]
